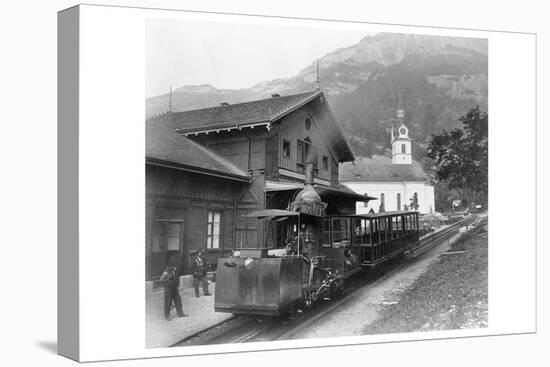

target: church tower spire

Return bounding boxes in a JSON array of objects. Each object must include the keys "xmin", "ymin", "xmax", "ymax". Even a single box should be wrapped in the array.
[{"xmin": 392, "ymin": 89, "xmax": 412, "ymax": 164}]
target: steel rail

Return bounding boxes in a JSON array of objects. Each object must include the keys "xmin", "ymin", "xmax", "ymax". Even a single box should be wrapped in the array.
[{"xmin": 409, "ymin": 215, "xmax": 476, "ymax": 257}]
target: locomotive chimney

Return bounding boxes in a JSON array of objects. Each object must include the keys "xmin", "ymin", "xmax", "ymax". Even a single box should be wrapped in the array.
[
  {"xmin": 304, "ymin": 147, "xmax": 317, "ymax": 185},
  {"xmin": 289, "ymin": 145, "xmax": 326, "ymax": 216}
]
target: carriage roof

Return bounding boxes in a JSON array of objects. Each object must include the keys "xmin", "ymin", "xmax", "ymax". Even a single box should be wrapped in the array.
[{"xmin": 329, "ymin": 211, "xmax": 418, "ymax": 219}]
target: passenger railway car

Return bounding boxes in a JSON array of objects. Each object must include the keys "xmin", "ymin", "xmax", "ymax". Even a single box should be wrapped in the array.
[{"xmin": 214, "ymin": 165, "xmax": 420, "ymax": 316}]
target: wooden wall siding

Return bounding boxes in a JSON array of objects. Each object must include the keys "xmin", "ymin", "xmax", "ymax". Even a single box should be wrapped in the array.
[
  {"xmin": 264, "ymin": 130, "xmax": 279, "ymax": 179},
  {"xmin": 276, "ymin": 105, "xmax": 337, "ymax": 184},
  {"xmin": 146, "ymin": 165, "xmax": 238, "ymax": 202},
  {"xmin": 145, "ymin": 195, "xmax": 236, "ymax": 276},
  {"xmin": 191, "ymin": 128, "xmax": 268, "ymax": 172},
  {"xmin": 235, "ymin": 173, "xmax": 265, "ymax": 249},
  {"xmin": 145, "ymin": 164, "xmax": 247, "ymax": 278},
  {"xmin": 330, "ymin": 159, "xmax": 339, "ymax": 187}
]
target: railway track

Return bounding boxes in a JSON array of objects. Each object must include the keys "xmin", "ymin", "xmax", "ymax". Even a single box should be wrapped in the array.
[
  {"xmin": 409, "ymin": 215, "xmax": 476, "ymax": 258},
  {"xmin": 174, "ymin": 215, "xmax": 479, "ymax": 346}
]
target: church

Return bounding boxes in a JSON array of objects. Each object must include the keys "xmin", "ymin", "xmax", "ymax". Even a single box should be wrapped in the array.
[{"xmin": 340, "ymin": 102, "xmax": 436, "ymax": 215}]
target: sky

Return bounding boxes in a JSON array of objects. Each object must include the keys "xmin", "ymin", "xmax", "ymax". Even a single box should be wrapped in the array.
[{"xmin": 146, "ymin": 17, "xmax": 370, "ymax": 97}]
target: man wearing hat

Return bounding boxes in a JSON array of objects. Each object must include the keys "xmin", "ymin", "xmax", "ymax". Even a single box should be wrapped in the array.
[
  {"xmin": 191, "ymin": 250, "xmax": 211, "ymax": 297},
  {"xmin": 160, "ymin": 260, "xmax": 188, "ymax": 320}
]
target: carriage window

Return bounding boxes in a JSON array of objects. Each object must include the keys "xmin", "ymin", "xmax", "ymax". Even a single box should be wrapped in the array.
[
  {"xmin": 351, "ymin": 218, "xmax": 362, "ymax": 244},
  {"xmin": 397, "ymin": 216, "xmax": 403, "ymax": 235},
  {"xmin": 321, "ymin": 219, "xmax": 331, "ymax": 247},
  {"xmin": 364, "ymin": 219, "xmax": 372, "ymax": 244},
  {"xmin": 331, "ymin": 218, "xmax": 350, "ymax": 247},
  {"xmin": 375, "ymin": 218, "xmax": 384, "ymax": 244}
]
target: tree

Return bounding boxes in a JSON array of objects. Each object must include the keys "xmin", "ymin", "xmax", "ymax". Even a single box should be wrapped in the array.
[
  {"xmin": 409, "ymin": 192, "xmax": 419, "ymax": 211},
  {"xmin": 427, "ymin": 106, "xmax": 488, "ymax": 204},
  {"xmin": 421, "ymin": 103, "xmax": 437, "ymax": 140}
]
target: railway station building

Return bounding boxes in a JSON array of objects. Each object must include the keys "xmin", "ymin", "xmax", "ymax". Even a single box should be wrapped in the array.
[{"xmin": 146, "ymin": 89, "xmax": 372, "ymax": 281}]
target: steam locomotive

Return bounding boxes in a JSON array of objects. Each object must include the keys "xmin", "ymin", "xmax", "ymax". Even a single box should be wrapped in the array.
[{"xmin": 214, "ymin": 164, "xmax": 420, "ymax": 316}]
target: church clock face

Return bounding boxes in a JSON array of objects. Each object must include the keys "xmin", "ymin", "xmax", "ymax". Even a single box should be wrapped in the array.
[{"xmin": 399, "ymin": 127, "xmax": 407, "ymax": 135}]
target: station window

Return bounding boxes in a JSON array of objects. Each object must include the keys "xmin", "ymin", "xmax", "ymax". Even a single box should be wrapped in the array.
[
  {"xmin": 282, "ymin": 139, "xmax": 290, "ymax": 158},
  {"xmin": 305, "ymin": 117, "xmax": 311, "ymax": 130},
  {"xmin": 322, "ymin": 156, "xmax": 329, "ymax": 171},
  {"xmin": 206, "ymin": 210, "xmax": 222, "ymax": 249}
]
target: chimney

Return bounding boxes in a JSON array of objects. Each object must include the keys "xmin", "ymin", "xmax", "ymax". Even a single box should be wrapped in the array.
[
  {"xmin": 271, "ymin": 93, "xmax": 281, "ymax": 98},
  {"xmin": 304, "ymin": 147, "xmax": 317, "ymax": 185},
  {"xmin": 220, "ymin": 102, "xmax": 230, "ymax": 106}
]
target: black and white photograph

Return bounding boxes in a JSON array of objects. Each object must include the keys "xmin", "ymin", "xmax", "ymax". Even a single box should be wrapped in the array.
[
  {"xmin": 145, "ymin": 16, "xmax": 489, "ymax": 349},
  {"xmin": 2, "ymin": 0, "xmax": 544, "ymax": 365}
]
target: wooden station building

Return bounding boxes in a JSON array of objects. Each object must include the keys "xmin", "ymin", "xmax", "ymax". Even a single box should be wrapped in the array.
[{"xmin": 146, "ymin": 89, "xmax": 373, "ymax": 281}]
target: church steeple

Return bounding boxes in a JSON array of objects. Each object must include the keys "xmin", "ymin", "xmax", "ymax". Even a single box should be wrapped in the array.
[
  {"xmin": 392, "ymin": 90, "xmax": 412, "ymax": 164},
  {"xmin": 396, "ymin": 89, "xmax": 404, "ymax": 120}
]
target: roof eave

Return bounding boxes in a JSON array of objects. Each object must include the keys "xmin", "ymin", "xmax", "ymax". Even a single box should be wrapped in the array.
[
  {"xmin": 268, "ymin": 90, "xmax": 322, "ymax": 122},
  {"xmin": 146, "ymin": 157, "xmax": 251, "ymax": 183},
  {"xmin": 176, "ymin": 120, "xmax": 271, "ymax": 136}
]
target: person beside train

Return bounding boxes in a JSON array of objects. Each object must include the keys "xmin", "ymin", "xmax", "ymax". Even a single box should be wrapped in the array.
[
  {"xmin": 344, "ymin": 248, "xmax": 357, "ymax": 272},
  {"xmin": 159, "ymin": 260, "xmax": 188, "ymax": 321},
  {"xmin": 191, "ymin": 250, "xmax": 211, "ymax": 297}
]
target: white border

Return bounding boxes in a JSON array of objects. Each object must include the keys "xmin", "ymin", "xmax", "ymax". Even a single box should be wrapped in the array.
[{"xmin": 76, "ymin": 5, "xmax": 537, "ymax": 362}]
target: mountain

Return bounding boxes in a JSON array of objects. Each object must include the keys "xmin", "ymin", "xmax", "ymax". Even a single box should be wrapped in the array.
[{"xmin": 146, "ymin": 32, "xmax": 487, "ymax": 161}]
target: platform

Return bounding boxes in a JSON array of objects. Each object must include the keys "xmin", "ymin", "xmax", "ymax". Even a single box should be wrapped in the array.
[{"xmin": 146, "ymin": 280, "xmax": 232, "ymax": 348}]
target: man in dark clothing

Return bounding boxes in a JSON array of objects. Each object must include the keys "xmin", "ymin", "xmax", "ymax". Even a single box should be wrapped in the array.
[
  {"xmin": 160, "ymin": 261, "xmax": 188, "ymax": 320},
  {"xmin": 192, "ymin": 250, "xmax": 211, "ymax": 297}
]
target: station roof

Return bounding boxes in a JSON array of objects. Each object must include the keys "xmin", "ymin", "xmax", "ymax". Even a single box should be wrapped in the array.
[
  {"xmin": 245, "ymin": 209, "xmax": 299, "ymax": 219},
  {"xmin": 339, "ymin": 155, "xmax": 430, "ymax": 183},
  {"xmin": 146, "ymin": 121, "xmax": 250, "ymax": 182},
  {"xmin": 148, "ymin": 90, "xmax": 354, "ymax": 162},
  {"xmin": 265, "ymin": 181, "xmax": 377, "ymax": 202}
]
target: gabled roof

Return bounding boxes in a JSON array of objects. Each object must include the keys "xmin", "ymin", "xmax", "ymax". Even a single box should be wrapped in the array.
[
  {"xmin": 149, "ymin": 90, "xmax": 321, "ymax": 134},
  {"xmin": 148, "ymin": 90, "xmax": 354, "ymax": 162},
  {"xmin": 339, "ymin": 155, "xmax": 430, "ymax": 183},
  {"xmin": 146, "ymin": 121, "xmax": 250, "ymax": 182}
]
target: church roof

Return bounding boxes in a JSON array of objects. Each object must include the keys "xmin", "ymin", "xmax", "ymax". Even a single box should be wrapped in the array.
[
  {"xmin": 339, "ymin": 155, "xmax": 430, "ymax": 183},
  {"xmin": 146, "ymin": 121, "xmax": 250, "ymax": 182}
]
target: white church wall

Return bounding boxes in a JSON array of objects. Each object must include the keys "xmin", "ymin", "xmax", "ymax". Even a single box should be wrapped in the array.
[
  {"xmin": 344, "ymin": 181, "xmax": 435, "ymax": 215},
  {"xmin": 404, "ymin": 182, "xmax": 435, "ymax": 214},
  {"xmin": 344, "ymin": 182, "xmax": 406, "ymax": 214}
]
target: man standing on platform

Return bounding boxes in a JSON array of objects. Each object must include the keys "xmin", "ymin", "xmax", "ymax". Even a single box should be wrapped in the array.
[
  {"xmin": 192, "ymin": 250, "xmax": 211, "ymax": 297},
  {"xmin": 160, "ymin": 260, "xmax": 188, "ymax": 320}
]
